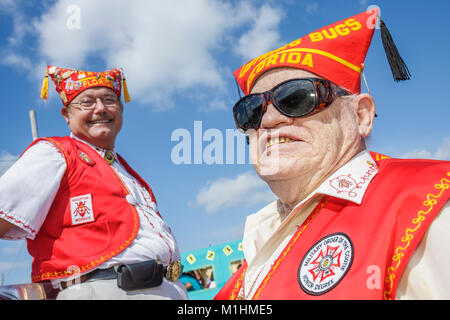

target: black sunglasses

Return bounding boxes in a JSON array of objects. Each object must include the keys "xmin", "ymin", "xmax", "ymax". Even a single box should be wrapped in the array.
[{"xmin": 233, "ymin": 77, "xmax": 350, "ymax": 132}]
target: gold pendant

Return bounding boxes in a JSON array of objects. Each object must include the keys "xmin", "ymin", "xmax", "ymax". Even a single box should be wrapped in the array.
[{"xmin": 104, "ymin": 150, "xmax": 115, "ymax": 165}]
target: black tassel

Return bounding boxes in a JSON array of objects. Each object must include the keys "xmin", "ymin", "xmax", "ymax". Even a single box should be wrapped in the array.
[
  {"xmin": 380, "ymin": 19, "xmax": 411, "ymax": 81},
  {"xmin": 235, "ymin": 78, "xmax": 242, "ymax": 99}
]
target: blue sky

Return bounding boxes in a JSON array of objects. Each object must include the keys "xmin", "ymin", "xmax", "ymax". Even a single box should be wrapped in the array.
[{"xmin": 0, "ymin": 0, "xmax": 449, "ymax": 285}]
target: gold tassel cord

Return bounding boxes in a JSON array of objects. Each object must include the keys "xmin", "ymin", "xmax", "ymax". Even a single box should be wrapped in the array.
[
  {"xmin": 122, "ymin": 77, "xmax": 130, "ymax": 103},
  {"xmin": 40, "ymin": 72, "xmax": 49, "ymax": 101}
]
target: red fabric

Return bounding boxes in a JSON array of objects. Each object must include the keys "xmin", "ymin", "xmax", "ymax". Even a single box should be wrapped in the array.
[
  {"xmin": 26, "ymin": 136, "xmax": 155, "ymax": 282},
  {"xmin": 46, "ymin": 66, "xmax": 123, "ymax": 106},
  {"xmin": 214, "ymin": 261, "xmax": 248, "ymax": 300},
  {"xmin": 234, "ymin": 8, "xmax": 379, "ymax": 95},
  {"xmin": 215, "ymin": 153, "xmax": 450, "ymax": 299}
]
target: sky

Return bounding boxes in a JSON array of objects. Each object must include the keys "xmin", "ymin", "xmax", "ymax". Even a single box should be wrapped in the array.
[{"xmin": 0, "ymin": 0, "xmax": 449, "ymax": 285}]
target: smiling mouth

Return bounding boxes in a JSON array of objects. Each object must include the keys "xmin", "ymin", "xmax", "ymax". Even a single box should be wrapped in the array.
[
  {"xmin": 266, "ymin": 136, "xmax": 296, "ymax": 148},
  {"xmin": 89, "ymin": 119, "xmax": 113, "ymax": 125}
]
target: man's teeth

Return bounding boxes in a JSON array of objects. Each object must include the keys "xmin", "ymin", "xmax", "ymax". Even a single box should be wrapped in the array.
[
  {"xmin": 91, "ymin": 120, "xmax": 111, "ymax": 124},
  {"xmin": 266, "ymin": 137, "xmax": 294, "ymax": 147}
]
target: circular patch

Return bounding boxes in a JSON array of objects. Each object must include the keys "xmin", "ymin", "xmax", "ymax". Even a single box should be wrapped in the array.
[{"xmin": 297, "ymin": 232, "xmax": 353, "ymax": 295}]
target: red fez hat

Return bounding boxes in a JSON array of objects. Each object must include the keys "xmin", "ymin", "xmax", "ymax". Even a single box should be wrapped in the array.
[
  {"xmin": 234, "ymin": 7, "xmax": 410, "ymax": 95},
  {"xmin": 40, "ymin": 65, "xmax": 131, "ymax": 106}
]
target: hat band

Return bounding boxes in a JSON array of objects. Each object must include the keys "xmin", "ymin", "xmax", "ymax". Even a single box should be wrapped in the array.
[{"xmin": 244, "ymin": 47, "xmax": 362, "ymax": 94}]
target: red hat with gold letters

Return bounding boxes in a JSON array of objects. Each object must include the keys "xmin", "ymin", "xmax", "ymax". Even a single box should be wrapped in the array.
[
  {"xmin": 234, "ymin": 7, "xmax": 410, "ymax": 95},
  {"xmin": 40, "ymin": 65, "xmax": 131, "ymax": 106}
]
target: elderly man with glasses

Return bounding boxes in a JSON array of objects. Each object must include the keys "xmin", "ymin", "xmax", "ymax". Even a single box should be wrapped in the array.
[
  {"xmin": 0, "ymin": 66, "xmax": 187, "ymax": 300},
  {"xmin": 215, "ymin": 8, "xmax": 449, "ymax": 300}
]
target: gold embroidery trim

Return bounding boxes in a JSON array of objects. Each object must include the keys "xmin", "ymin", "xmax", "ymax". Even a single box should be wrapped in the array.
[
  {"xmin": 229, "ymin": 264, "xmax": 248, "ymax": 300},
  {"xmin": 383, "ymin": 172, "xmax": 450, "ymax": 300},
  {"xmin": 252, "ymin": 199, "xmax": 329, "ymax": 300}
]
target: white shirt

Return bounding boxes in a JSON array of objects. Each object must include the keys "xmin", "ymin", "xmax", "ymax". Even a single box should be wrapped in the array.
[
  {"xmin": 241, "ymin": 150, "xmax": 450, "ymax": 300},
  {"xmin": 0, "ymin": 134, "xmax": 186, "ymax": 298}
]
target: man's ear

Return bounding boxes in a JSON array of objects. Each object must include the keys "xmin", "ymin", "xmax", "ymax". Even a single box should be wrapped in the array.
[
  {"xmin": 61, "ymin": 107, "xmax": 70, "ymax": 124},
  {"xmin": 351, "ymin": 93, "xmax": 376, "ymax": 138}
]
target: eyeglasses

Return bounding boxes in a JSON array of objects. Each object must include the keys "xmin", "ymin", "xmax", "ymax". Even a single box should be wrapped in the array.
[
  {"xmin": 69, "ymin": 96, "xmax": 120, "ymax": 111},
  {"xmin": 233, "ymin": 77, "xmax": 350, "ymax": 132}
]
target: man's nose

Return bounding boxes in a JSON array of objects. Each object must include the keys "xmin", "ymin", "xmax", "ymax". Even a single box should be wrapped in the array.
[
  {"xmin": 93, "ymin": 98, "xmax": 107, "ymax": 112},
  {"xmin": 260, "ymin": 102, "xmax": 293, "ymax": 129}
]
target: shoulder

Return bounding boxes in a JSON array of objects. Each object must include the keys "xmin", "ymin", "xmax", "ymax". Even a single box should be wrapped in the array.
[
  {"xmin": 21, "ymin": 138, "xmax": 66, "ymax": 162},
  {"xmin": 372, "ymin": 152, "xmax": 449, "ymax": 179},
  {"xmin": 371, "ymin": 151, "xmax": 449, "ymax": 168},
  {"xmin": 13, "ymin": 137, "xmax": 70, "ymax": 175},
  {"xmin": 367, "ymin": 153, "xmax": 450, "ymax": 209},
  {"xmin": 21, "ymin": 136, "xmax": 81, "ymax": 162},
  {"xmin": 22, "ymin": 136, "xmax": 72, "ymax": 153}
]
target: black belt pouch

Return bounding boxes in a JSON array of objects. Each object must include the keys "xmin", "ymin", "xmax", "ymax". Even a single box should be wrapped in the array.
[{"xmin": 116, "ymin": 260, "xmax": 164, "ymax": 291}]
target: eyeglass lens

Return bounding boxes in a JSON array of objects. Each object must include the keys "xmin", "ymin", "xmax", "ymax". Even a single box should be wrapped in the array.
[
  {"xmin": 234, "ymin": 79, "xmax": 320, "ymax": 130},
  {"xmin": 272, "ymin": 80, "xmax": 317, "ymax": 117},
  {"xmin": 235, "ymin": 94, "xmax": 264, "ymax": 131}
]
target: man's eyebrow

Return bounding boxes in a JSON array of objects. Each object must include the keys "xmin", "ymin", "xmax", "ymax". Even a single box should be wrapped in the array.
[
  {"xmin": 78, "ymin": 95, "xmax": 95, "ymax": 100},
  {"xmin": 78, "ymin": 94, "xmax": 117, "ymax": 100}
]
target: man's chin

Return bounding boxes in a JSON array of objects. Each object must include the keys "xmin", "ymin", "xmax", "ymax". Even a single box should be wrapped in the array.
[
  {"xmin": 254, "ymin": 161, "xmax": 301, "ymax": 182},
  {"xmin": 85, "ymin": 132, "xmax": 116, "ymax": 149}
]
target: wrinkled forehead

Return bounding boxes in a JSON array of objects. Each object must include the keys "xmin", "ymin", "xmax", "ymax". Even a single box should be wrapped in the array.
[{"xmin": 250, "ymin": 67, "xmax": 323, "ymax": 93}]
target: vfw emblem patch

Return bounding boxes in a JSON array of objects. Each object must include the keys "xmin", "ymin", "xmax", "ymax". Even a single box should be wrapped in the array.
[
  {"xmin": 298, "ymin": 233, "xmax": 353, "ymax": 295},
  {"xmin": 70, "ymin": 194, "xmax": 95, "ymax": 225}
]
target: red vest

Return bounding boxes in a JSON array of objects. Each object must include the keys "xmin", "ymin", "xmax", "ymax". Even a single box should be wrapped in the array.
[
  {"xmin": 215, "ymin": 153, "xmax": 450, "ymax": 300},
  {"xmin": 26, "ymin": 136, "xmax": 158, "ymax": 282}
]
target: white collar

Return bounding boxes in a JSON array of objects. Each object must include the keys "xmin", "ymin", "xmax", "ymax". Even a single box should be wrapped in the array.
[
  {"xmin": 242, "ymin": 150, "xmax": 379, "ymax": 264},
  {"xmin": 285, "ymin": 150, "xmax": 379, "ymax": 217},
  {"xmin": 69, "ymin": 132, "xmax": 116, "ymax": 159},
  {"xmin": 249, "ymin": 150, "xmax": 379, "ymax": 222},
  {"xmin": 309, "ymin": 149, "xmax": 378, "ymax": 205}
]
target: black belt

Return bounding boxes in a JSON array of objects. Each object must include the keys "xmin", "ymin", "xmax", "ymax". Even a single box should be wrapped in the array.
[{"xmin": 60, "ymin": 260, "xmax": 182, "ymax": 291}]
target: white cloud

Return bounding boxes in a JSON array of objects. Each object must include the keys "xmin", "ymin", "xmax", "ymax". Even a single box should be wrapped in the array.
[
  {"xmin": 195, "ymin": 170, "xmax": 276, "ymax": 213},
  {"xmin": 435, "ymin": 137, "xmax": 450, "ymax": 160},
  {"xmin": 1, "ymin": 52, "xmax": 33, "ymax": 73},
  {"xmin": 32, "ymin": 0, "xmax": 226, "ymax": 106},
  {"xmin": 233, "ymin": 4, "xmax": 284, "ymax": 62},
  {"xmin": 400, "ymin": 137, "xmax": 450, "ymax": 161},
  {"xmin": 1, "ymin": 0, "xmax": 280, "ymax": 110},
  {"xmin": 0, "ymin": 151, "xmax": 18, "ymax": 177},
  {"xmin": 0, "ymin": 0, "xmax": 39, "ymax": 78},
  {"xmin": 0, "ymin": 1, "xmax": 285, "ymax": 110}
]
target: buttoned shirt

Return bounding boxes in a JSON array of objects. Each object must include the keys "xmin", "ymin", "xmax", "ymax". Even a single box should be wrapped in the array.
[{"xmin": 241, "ymin": 150, "xmax": 450, "ymax": 299}]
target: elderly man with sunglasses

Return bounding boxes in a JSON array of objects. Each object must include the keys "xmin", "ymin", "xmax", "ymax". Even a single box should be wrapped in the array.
[
  {"xmin": 215, "ymin": 9, "xmax": 450, "ymax": 300},
  {"xmin": 0, "ymin": 66, "xmax": 187, "ymax": 300}
]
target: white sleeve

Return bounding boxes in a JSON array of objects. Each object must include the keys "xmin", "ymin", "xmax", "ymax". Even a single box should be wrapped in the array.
[
  {"xmin": 396, "ymin": 200, "xmax": 450, "ymax": 299},
  {"xmin": 0, "ymin": 140, "xmax": 67, "ymax": 240}
]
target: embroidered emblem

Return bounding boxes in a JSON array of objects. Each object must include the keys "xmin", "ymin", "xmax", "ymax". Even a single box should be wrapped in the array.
[
  {"xmin": 65, "ymin": 78, "xmax": 82, "ymax": 92},
  {"xmin": 70, "ymin": 194, "xmax": 95, "ymax": 225},
  {"xmin": 298, "ymin": 232, "xmax": 353, "ymax": 295},
  {"xmin": 329, "ymin": 174, "xmax": 359, "ymax": 197},
  {"xmin": 77, "ymin": 150, "xmax": 95, "ymax": 166}
]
